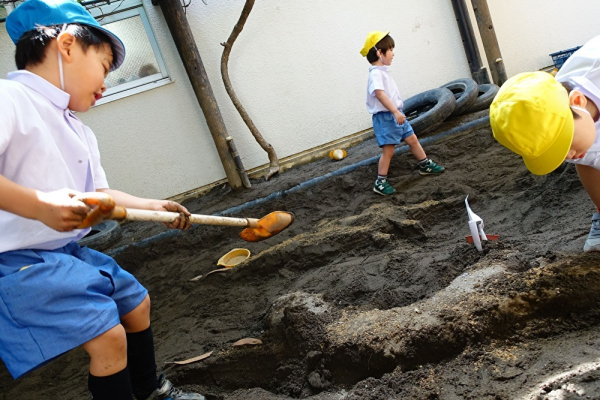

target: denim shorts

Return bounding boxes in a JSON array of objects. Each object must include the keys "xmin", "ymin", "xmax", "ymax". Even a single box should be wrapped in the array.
[
  {"xmin": 0, "ymin": 242, "xmax": 148, "ymax": 378},
  {"xmin": 372, "ymin": 111, "xmax": 415, "ymax": 147}
]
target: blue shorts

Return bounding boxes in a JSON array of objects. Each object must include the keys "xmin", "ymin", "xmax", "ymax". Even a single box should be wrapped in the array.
[
  {"xmin": 0, "ymin": 242, "xmax": 147, "ymax": 379},
  {"xmin": 372, "ymin": 111, "xmax": 415, "ymax": 147}
]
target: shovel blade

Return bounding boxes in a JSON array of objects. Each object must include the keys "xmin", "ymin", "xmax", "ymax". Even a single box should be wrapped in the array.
[{"xmin": 239, "ymin": 211, "xmax": 295, "ymax": 242}]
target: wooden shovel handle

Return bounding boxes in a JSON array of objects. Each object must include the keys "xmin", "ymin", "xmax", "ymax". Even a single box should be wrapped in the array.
[
  {"xmin": 121, "ymin": 208, "xmax": 254, "ymax": 227},
  {"xmin": 74, "ymin": 192, "xmax": 255, "ymax": 228},
  {"xmin": 73, "ymin": 194, "xmax": 293, "ymax": 243}
]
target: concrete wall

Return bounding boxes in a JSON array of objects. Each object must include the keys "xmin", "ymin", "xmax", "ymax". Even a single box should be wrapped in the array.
[
  {"xmin": 0, "ymin": 0, "xmax": 598, "ymax": 199},
  {"xmin": 478, "ymin": 0, "xmax": 600, "ymax": 77}
]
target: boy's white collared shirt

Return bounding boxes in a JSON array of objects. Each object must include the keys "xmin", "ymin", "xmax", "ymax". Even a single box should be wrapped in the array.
[
  {"xmin": 366, "ymin": 65, "xmax": 404, "ymax": 114},
  {"xmin": 0, "ymin": 70, "xmax": 109, "ymax": 253}
]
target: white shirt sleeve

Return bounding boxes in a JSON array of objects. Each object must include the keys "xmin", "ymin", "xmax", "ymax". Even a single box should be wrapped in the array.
[
  {"xmin": 368, "ymin": 69, "xmax": 384, "ymax": 95},
  {"xmin": 0, "ymin": 87, "xmax": 16, "ymax": 156},
  {"xmin": 82, "ymin": 125, "xmax": 109, "ymax": 190}
]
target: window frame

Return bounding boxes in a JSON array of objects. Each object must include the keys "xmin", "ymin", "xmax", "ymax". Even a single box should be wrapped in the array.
[{"xmin": 88, "ymin": 0, "xmax": 171, "ymax": 106}]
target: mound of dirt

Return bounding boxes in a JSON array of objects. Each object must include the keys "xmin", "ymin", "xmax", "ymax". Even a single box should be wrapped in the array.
[{"xmin": 2, "ymin": 112, "xmax": 600, "ymax": 399}]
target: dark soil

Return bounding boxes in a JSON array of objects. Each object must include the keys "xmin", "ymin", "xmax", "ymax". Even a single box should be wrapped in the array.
[{"xmin": 2, "ymin": 111, "xmax": 600, "ymax": 400}]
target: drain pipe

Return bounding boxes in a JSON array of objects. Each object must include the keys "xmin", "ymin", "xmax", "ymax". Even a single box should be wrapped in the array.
[
  {"xmin": 450, "ymin": 0, "xmax": 490, "ymax": 84},
  {"xmin": 107, "ymin": 116, "xmax": 490, "ymax": 257},
  {"xmin": 470, "ymin": 0, "xmax": 508, "ymax": 86}
]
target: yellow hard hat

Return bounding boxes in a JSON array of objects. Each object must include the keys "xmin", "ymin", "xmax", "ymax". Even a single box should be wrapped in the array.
[
  {"xmin": 489, "ymin": 71, "xmax": 574, "ymax": 175},
  {"xmin": 360, "ymin": 31, "xmax": 389, "ymax": 57}
]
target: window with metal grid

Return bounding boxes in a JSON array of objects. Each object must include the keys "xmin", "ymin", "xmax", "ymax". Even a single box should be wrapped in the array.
[{"xmin": 88, "ymin": 0, "xmax": 171, "ymax": 105}]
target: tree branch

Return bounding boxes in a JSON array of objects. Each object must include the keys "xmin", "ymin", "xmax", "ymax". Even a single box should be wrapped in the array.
[{"xmin": 221, "ymin": 0, "xmax": 280, "ymax": 180}]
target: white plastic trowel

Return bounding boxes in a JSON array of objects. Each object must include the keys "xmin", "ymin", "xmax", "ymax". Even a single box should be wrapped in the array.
[{"xmin": 465, "ymin": 195, "xmax": 496, "ymax": 252}]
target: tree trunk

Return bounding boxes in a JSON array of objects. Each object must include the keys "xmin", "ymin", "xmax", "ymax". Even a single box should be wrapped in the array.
[
  {"xmin": 221, "ymin": 0, "xmax": 280, "ymax": 180},
  {"xmin": 156, "ymin": 0, "xmax": 243, "ymax": 190}
]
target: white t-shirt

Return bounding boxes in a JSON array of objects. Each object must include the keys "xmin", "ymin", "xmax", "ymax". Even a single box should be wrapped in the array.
[
  {"xmin": 555, "ymin": 35, "xmax": 600, "ymax": 154},
  {"xmin": 0, "ymin": 70, "xmax": 109, "ymax": 253},
  {"xmin": 366, "ymin": 66, "xmax": 404, "ymax": 114}
]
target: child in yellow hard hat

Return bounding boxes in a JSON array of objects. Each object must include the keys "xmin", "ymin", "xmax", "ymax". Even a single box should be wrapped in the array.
[
  {"xmin": 360, "ymin": 31, "xmax": 445, "ymax": 196},
  {"xmin": 490, "ymin": 35, "xmax": 600, "ymax": 252}
]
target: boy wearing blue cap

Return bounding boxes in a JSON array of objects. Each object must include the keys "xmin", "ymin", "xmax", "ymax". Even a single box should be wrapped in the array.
[
  {"xmin": 490, "ymin": 35, "xmax": 600, "ymax": 252},
  {"xmin": 0, "ymin": 1, "xmax": 205, "ymax": 399},
  {"xmin": 360, "ymin": 31, "xmax": 445, "ymax": 196}
]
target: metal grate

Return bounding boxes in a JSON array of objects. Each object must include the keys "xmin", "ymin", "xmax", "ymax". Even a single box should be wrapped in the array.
[
  {"xmin": 0, "ymin": 1, "xmax": 125, "ymax": 23},
  {"xmin": 103, "ymin": 15, "xmax": 160, "ymax": 88}
]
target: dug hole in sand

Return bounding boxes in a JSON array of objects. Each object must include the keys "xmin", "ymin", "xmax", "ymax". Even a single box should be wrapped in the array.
[{"xmin": 2, "ymin": 112, "xmax": 600, "ymax": 399}]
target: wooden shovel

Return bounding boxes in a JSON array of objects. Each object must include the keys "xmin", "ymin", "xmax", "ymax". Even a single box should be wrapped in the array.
[{"xmin": 75, "ymin": 193, "xmax": 294, "ymax": 242}]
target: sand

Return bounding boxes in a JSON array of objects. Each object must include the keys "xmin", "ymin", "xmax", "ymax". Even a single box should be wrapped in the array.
[{"xmin": 2, "ymin": 111, "xmax": 600, "ymax": 400}]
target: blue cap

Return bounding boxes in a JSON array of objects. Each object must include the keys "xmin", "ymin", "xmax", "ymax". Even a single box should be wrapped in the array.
[{"xmin": 6, "ymin": 0, "xmax": 125, "ymax": 71}]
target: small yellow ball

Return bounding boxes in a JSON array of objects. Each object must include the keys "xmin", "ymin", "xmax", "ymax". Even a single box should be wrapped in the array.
[{"xmin": 329, "ymin": 149, "xmax": 347, "ymax": 161}]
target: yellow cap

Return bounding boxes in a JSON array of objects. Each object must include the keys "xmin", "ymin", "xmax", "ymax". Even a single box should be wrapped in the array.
[
  {"xmin": 490, "ymin": 71, "xmax": 574, "ymax": 175},
  {"xmin": 360, "ymin": 31, "xmax": 389, "ymax": 57}
]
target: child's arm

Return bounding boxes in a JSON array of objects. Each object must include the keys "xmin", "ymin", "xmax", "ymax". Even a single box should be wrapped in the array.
[
  {"xmin": 374, "ymin": 90, "xmax": 405, "ymax": 124},
  {"xmin": 97, "ymin": 188, "xmax": 191, "ymax": 230},
  {"xmin": 0, "ymin": 174, "xmax": 90, "ymax": 232}
]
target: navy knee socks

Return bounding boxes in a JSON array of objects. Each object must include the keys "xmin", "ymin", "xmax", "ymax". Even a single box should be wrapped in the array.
[
  {"xmin": 88, "ymin": 326, "xmax": 159, "ymax": 400},
  {"xmin": 127, "ymin": 326, "xmax": 159, "ymax": 400},
  {"xmin": 88, "ymin": 367, "xmax": 133, "ymax": 400}
]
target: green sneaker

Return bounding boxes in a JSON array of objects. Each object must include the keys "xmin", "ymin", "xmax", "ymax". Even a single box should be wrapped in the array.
[
  {"xmin": 373, "ymin": 178, "xmax": 396, "ymax": 195},
  {"xmin": 419, "ymin": 159, "xmax": 445, "ymax": 175}
]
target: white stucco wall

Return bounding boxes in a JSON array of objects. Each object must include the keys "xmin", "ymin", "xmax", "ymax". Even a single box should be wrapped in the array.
[
  {"xmin": 0, "ymin": 0, "xmax": 472, "ymax": 199},
  {"xmin": 1, "ymin": 0, "xmax": 597, "ymax": 199},
  {"xmin": 477, "ymin": 0, "xmax": 600, "ymax": 77}
]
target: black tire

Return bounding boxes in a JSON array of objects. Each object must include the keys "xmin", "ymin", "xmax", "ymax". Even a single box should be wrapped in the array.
[
  {"xmin": 403, "ymin": 87, "xmax": 457, "ymax": 134},
  {"xmin": 440, "ymin": 78, "xmax": 479, "ymax": 116},
  {"xmin": 465, "ymin": 83, "xmax": 500, "ymax": 113},
  {"xmin": 77, "ymin": 220, "xmax": 122, "ymax": 252}
]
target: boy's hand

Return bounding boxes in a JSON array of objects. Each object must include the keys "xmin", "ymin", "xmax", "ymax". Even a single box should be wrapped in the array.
[
  {"xmin": 151, "ymin": 200, "xmax": 191, "ymax": 230},
  {"xmin": 95, "ymin": 189, "xmax": 191, "ymax": 230},
  {"xmin": 37, "ymin": 189, "xmax": 91, "ymax": 232},
  {"xmin": 393, "ymin": 110, "xmax": 406, "ymax": 125}
]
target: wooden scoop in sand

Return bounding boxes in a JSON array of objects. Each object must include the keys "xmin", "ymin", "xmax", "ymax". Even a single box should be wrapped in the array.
[{"xmin": 75, "ymin": 193, "xmax": 294, "ymax": 242}]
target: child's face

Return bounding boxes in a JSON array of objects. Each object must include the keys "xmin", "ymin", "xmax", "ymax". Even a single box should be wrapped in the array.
[
  {"xmin": 568, "ymin": 107, "xmax": 596, "ymax": 159},
  {"xmin": 566, "ymin": 91, "xmax": 598, "ymax": 160},
  {"xmin": 379, "ymin": 48, "xmax": 395, "ymax": 66},
  {"xmin": 60, "ymin": 36, "xmax": 113, "ymax": 112}
]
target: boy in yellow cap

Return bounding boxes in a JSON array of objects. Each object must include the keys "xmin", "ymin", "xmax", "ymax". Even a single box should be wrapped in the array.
[
  {"xmin": 360, "ymin": 31, "xmax": 445, "ymax": 196},
  {"xmin": 490, "ymin": 35, "xmax": 600, "ymax": 252}
]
